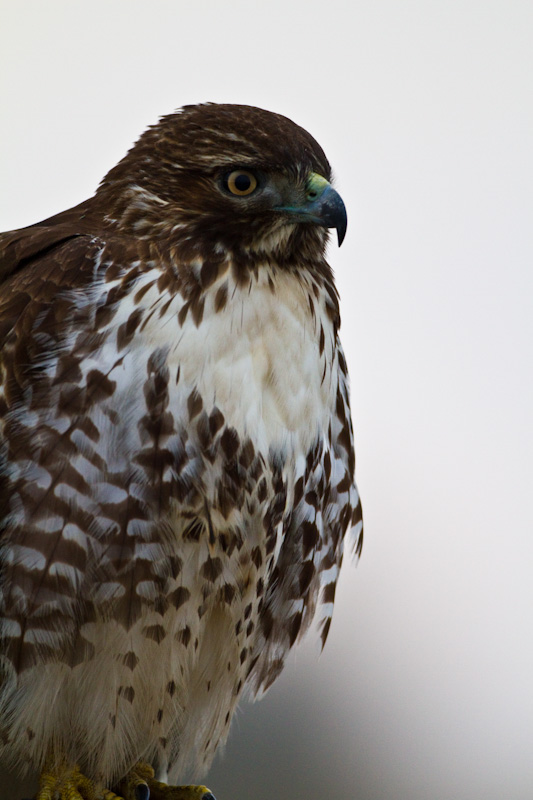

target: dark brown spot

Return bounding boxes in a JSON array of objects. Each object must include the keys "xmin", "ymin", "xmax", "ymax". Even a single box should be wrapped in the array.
[
  {"xmin": 191, "ymin": 295, "xmax": 205, "ymax": 326},
  {"xmin": 299, "ymin": 561, "xmax": 316, "ymax": 594},
  {"xmin": 338, "ymin": 347, "xmax": 347, "ymax": 373},
  {"xmin": 320, "ymin": 617, "xmax": 332, "ymax": 647},
  {"xmin": 76, "ymin": 415, "xmax": 100, "ymax": 442},
  {"xmin": 156, "ymin": 270, "xmax": 175, "ymax": 294},
  {"xmin": 54, "ymin": 353, "xmax": 82, "ymax": 385},
  {"xmin": 222, "ymin": 583, "xmax": 236, "ymax": 604},
  {"xmin": 289, "ymin": 611, "xmax": 303, "ymax": 646},
  {"xmin": 251, "ymin": 546, "xmax": 263, "ymax": 569},
  {"xmin": 209, "ymin": 407, "xmax": 225, "ymax": 436},
  {"xmin": 220, "ymin": 427, "xmax": 239, "ymax": 461},
  {"xmin": 183, "ymin": 519, "xmax": 203, "ymax": 542},
  {"xmin": 134, "ymin": 279, "xmax": 157, "ymax": 304},
  {"xmin": 201, "ymin": 557, "xmax": 223, "ymax": 582},
  {"xmin": 85, "ymin": 369, "xmax": 116, "ymax": 404},
  {"xmin": 169, "ymin": 555, "xmax": 183, "ymax": 578},
  {"xmin": 143, "ymin": 624, "xmax": 166, "ymax": 644},
  {"xmin": 158, "ymin": 297, "xmax": 174, "ymax": 318},
  {"xmin": 323, "ymin": 581, "xmax": 337, "ymax": 604},
  {"xmin": 123, "ymin": 651, "xmax": 139, "ymax": 671},
  {"xmin": 352, "ymin": 502, "xmax": 363, "ymax": 527},
  {"xmin": 169, "ymin": 586, "xmax": 190, "ymax": 608},
  {"xmin": 187, "ymin": 389, "xmax": 203, "ymax": 419},
  {"xmin": 293, "ymin": 476, "xmax": 304, "ymax": 506},
  {"xmin": 257, "ymin": 478, "xmax": 268, "ymax": 504},
  {"xmin": 239, "ymin": 439, "xmax": 255, "ymax": 469},
  {"xmin": 118, "ymin": 686, "xmax": 135, "ymax": 703},
  {"xmin": 302, "ymin": 520, "xmax": 319, "ymax": 557},
  {"xmin": 200, "ymin": 260, "xmax": 220, "ymax": 288},
  {"xmin": 214, "ymin": 283, "xmax": 228, "ymax": 312},
  {"xmin": 177, "ymin": 626, "xmax": 191, "ymax": 647},
  {"xmin": 117, "ymin": 308, "xmax": 143, "ymax": 350},
  {"xmin": 305, "ymin": 489, "xmax": 319, "ymax": 508},
  {"xmin": 265, "ymin": 530, "xmax": 278, "ymax": 555},
  {"xmin": 336, "ymin": 471, "xmax": 352, "ymax": 493}
]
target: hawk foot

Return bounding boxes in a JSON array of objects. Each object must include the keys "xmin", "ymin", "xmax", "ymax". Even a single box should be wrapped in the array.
[
  {"xmin": 115, "ymin": 763, "xmax": 215, "ymax": 800},
  {"xmin": 35, "ymin": 764, "xmax": 100, "ymax": 800}
]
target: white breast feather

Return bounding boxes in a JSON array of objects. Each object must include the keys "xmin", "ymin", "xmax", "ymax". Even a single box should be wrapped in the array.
[{"xmin": 103, "ymin": 266, "xmax": 337, "ymax": 461}]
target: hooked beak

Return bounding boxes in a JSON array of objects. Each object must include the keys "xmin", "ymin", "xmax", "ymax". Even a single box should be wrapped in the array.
[{"xmin": 275, "ymin": 172, "xmax": 348, "ymax": 246}]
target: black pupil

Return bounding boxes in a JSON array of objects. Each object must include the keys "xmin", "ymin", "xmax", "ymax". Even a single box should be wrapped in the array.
[{"xmin": 234, "ymin": 173, "xmax": 252, "ymax": 192}]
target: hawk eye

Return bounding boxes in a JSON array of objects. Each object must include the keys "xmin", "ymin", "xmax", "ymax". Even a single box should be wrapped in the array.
[{"xmin": 223, "ymin": 170, "xmax": 258, "ymax": 196}]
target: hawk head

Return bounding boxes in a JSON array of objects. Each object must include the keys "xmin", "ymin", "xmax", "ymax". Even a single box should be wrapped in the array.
[{"xmin": 95, "ymin": 103, "xmax": 347, "ymax": 262}]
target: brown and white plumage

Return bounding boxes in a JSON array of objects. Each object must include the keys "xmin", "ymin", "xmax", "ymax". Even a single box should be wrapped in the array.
[{"xmin": 0, "ymin": 103, "xmax": 362, "ymax": 791}]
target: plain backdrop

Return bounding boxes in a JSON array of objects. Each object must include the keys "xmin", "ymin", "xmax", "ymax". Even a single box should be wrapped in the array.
[{"xmin": 1, "ymin": 2, "xmax": 533, "ymax": 799}]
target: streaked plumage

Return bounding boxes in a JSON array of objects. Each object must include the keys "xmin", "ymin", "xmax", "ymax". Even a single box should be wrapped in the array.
[{"xmin": 0, "ymin": 103, "xmax": 362, "ymax": 794}]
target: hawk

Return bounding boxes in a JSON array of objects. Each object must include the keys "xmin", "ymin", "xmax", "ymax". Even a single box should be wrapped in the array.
[{"xmin": 0, "ymin": 103, "xmax": 363, "ymax": 800}]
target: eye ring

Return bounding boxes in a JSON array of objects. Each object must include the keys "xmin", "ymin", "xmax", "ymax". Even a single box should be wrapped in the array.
[{"xmin": 223, "ymin": 170, "xmax": 258, "ymax": 196}]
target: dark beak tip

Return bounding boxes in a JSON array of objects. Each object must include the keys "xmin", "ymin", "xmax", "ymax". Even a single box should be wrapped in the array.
[
  {"xmin": 320, "ymin": 186, "xmax": 347, "ymax": 247},
  {"xmin": 336, "ymin": 222, "xmax": 347, "ymax": 247}
]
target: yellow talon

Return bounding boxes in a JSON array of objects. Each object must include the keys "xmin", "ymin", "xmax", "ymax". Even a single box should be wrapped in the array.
[
  {"xmin": 35, "ymin": 761, "xmax": 215, "ymax": 800},
  {"xmin": 35, "ymin": 770, "xmax": 55, "ymax": 800},
  {"xmin": 148, "ymin": 781, "xmax": 214, "ymax": 800},
  {"xmin": 117, "ymin": 762, "xmax": 215, "ymax": 800},
  {"xmin": 114, "ymin": 761, "xmax": 151, "ymax": 799},
  {"xmin": 36, "ymin": 764, "xmax": 100, "ymax": 800}
]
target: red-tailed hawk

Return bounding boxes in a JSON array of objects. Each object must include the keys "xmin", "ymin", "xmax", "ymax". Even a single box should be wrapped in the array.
[{"xmin": 0, "ymin": 103, "xmax": 363, "ymax": 800}]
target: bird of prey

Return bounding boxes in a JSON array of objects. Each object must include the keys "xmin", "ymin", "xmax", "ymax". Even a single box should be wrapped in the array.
[{"xmin": 0, "ymin": 103, "xmax": 363, "ymax": 800}]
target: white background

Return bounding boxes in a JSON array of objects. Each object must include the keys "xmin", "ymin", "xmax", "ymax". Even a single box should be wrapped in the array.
[{"xmin": 1, "ymin": 1, "xmax": 532, "ymax": 798}]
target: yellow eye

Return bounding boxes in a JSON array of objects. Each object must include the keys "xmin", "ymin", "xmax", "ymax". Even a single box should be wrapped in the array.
[{"xmin": 224, "ymin": 170, "xmax": 258, "ymax": 196}]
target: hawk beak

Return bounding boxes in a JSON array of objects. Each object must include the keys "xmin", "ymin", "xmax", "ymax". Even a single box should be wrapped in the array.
[{"xmin": 275, "ymin": 172, "xmax": 348, "ymax": 246}]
